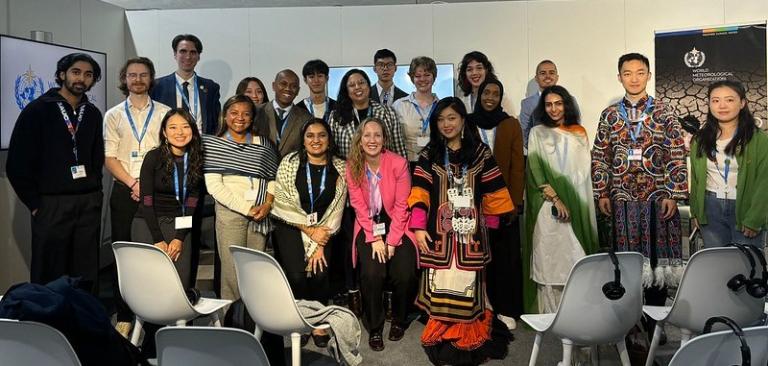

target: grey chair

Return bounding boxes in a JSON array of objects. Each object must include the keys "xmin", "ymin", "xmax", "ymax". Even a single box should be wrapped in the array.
[
  {"xmin": 156, "ymin": 326, "xmax": 270, "ymax": 366},
  {"xmin": 0, "ymin": 319, "xmax": 81, "ymax": 366}
]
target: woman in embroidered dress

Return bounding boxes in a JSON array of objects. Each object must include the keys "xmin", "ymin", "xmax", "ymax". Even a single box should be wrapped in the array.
[
  {"xmin": 522, "ymin": 85, "xmax": 598, "ymax": 314},
  {"xmin": 269, "ymin": 118, "xmax": 347, "ymax": 347},
  {"xmin": 409, "ymin": 97, "xmax": 514, "ymax": 365}
]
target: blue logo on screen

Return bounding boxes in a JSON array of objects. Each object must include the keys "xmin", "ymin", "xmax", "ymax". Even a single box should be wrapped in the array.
[{"xmin": 14, "ymin": 66, "xmax": 46, "ymax": 110}]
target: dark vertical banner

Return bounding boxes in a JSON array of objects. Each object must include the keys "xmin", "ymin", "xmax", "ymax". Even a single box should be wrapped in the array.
[{"xmin": 655, "ymin": 23, "xmax": 767, "ymax": 127}]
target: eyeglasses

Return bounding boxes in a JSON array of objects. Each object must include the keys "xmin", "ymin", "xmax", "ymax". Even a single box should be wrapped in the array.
[{"xmin": 375, "ymin": 62, "xmax": 395, "ymax": 70}]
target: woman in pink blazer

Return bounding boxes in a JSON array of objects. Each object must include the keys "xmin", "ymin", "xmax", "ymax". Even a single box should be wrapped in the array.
[{"xmin": 346, "ymin": 117, "xmax": 417, "ymax": 352}]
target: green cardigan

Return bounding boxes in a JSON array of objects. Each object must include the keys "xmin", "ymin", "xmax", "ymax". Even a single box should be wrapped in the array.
[{"xmin": 690, "ymin": 131, "xmax": 768, "ymax": 231}]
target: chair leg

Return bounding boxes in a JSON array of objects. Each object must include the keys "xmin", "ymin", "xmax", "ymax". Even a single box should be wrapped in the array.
[
  {"xmin": 253, "ymin": 325, "xmax": 262, "ymax": 340},
  {"xmin": 644, "ymin": 323, "xmax": 663, "ymax": 366},
  {"xmin": 590, "ymin": 345, "xmax": 599, "ymax": 365},
  {"xmin": 562, "ymin": 339, "xmax": 573, "ymax": 366},
  {"xmin": 529, "ymin": 333, "xmax": 542, "ymax": 366},
  {"xmin": 616, "ymin": 340, "xmax": 631, "ymax": 366},
  {"xmin": 212, "ymin": 311, "xmax": 222, "ymax": 327},
  {"xmin": 130, "ymin": 318, "xmax": 143, "ymax": 346},
  {"xmin": 291, "ymin": 332, "xmax": 301, "ymax": 366}
]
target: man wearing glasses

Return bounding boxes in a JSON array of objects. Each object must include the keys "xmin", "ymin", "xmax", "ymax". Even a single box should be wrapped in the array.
[{"xmin": 370, "ymin": 49, "xmax": 407, "ymax": 107}]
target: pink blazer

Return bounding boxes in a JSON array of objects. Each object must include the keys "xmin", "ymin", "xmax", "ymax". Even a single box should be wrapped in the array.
[{"xmin": 346, "ymin": 150, "xmax": 417, "ymax": 267}]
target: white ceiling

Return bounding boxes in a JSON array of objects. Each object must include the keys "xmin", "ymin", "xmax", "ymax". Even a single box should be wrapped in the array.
[{"xmin": 100, "ymin": 0, "xmax": 515, "ymax": 10}]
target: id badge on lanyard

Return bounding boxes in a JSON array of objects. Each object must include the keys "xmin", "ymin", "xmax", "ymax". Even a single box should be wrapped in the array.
[{"xmin": 58, "ymin": 102, "xmax": 87, "ymax": 179}]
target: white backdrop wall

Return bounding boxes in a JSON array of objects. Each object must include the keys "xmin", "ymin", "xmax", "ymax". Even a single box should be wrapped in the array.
[{"xmin": 126, "ymin": 0, "xmax": 768, "ymax": 145}]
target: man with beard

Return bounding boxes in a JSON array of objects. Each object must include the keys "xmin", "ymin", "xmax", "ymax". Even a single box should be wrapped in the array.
[
  {"xmin": 370, "ymin": 49, "xmax": 407, "ymax": 107},
  {"xmin": 7, "ymin": 53, "xmax": 104, "ymax": 293},
  {"xmin": 103, "ymin": 57, "xmax": 171, "ymax": 336},
  {"xmin": 253, "ymin": 69, "xmax": 311, "ymax": 157}
]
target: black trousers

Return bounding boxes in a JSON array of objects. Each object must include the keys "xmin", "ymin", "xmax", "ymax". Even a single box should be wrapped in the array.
[
  {"xmin": 31, "ymin": 191, "xmax": 102, "ymax": 293},
  {"xmin": 109, "ymin": 181, "xmax": 139, "ymax": 321},
  {"xmin": 273, "ymin": 221, "xmax": 331, "ymax": 303},
  {"xmin": 356, "ymin": 230, "xmax": 417, "ymax": 333},
  {"xmin": 486, "ymin": 218, "xmax": 524, "ymax": 317}
]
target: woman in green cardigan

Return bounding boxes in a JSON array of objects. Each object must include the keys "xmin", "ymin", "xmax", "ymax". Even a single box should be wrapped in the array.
[{"xmin": 690, "ymin": 80, "xmax": 768, "ymax": 248}]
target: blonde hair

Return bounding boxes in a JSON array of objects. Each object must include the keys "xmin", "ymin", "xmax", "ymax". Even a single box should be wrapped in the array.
[{"xmin": 348, "ymin": 117, "xmax": 388, "ymax": 184}]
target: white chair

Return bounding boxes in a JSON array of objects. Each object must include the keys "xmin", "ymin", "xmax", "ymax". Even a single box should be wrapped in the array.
[
  {"xmin": 156, "ymin": 326, "xmax": 270, "ymax": 366},
  {"xmin": 644, "ymin": 247, "xmax": 765, "ymax": 366},
  {"xmin": 0, "ymin": 319, "xmax": 81, "ymax": 366},
  {"xmin": 230, "ymin": 245, "xmax": 331, "ymax": 366},
  {"xmin": 668, "ymin": 325, "xmax": 768, "ymax": 365},
  {"xmin": 112, "ymin": 241, "xmax": 232, "ymax": 346},
  {"xmin": 521, "ymin": 252, "xmax": 644, "ymax": 366}
]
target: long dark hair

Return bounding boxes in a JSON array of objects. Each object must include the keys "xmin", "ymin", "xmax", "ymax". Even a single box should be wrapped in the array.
[
  {"xmin": 424, "ymin": 97, "xmax": 480, "ymax": 165},
  {"xmin": 216, "ymin": 94, "xmax": 258, "ymax": 137},
  {"xmin": 157, "ymin": 108, "xmax": 203, "ymax": 186},
  {"xmin": 296, "ymin": 118, "xmax": 337, "ymax": 168},
  {"xmin": 695, "ymin": 80, "xmax": 756, "ymax": 160},
  {"xmin": 457, "ymin": 51, "xmax": 497, "ymax": 97},
  {"xmin": 333, "ymin": 69, "xmax": 371, "ymax": 126},
  {"xmin": 535, "ymin": 85, "xmax": 581, "ymax": 128}
]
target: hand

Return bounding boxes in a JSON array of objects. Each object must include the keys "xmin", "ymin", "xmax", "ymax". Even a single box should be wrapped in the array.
[
  {"xmin": 130, "ymin": 180, "xmax": 141, "ymax": 202},
  {"xmin": 371, "ymin": 240, "xmax": 387, "ymax": 263},
  {"xmin": 415, "ymin": 230, "xmax": 432, "ymax": 254},
  {"xmin": 167, "ymin": 239, "xmax": 183, "ymax": 262},
  {"xmin": 154, "ymin": 241, "xmax": 169, "ymax": 254},
  {"xmin": 250, "ymin": 203, "xmax": 271, "ymax": 222},
  {"xmin": 387, "ymin": 245, "xmax": 396, "ymax": 259},
  {"xmin": 539, "ymin": 184, "xmax": 557, "ymax": 201},
  {"xmin": 553, "ymin": 199, "xmax": 570, "ymax": 222},
  {"xmin": 598, "ymin": 198, "xmax": 612, "ymax": 216},
  {"xmin": 660, "ymin": 199, "xmax": 678, "ymax": 220},
  {"xmin": 310, "ymin": 226, "xmax": 332, "ymax": 246},
  {"xmin": 308, "ymin": 247, "xmax": 327, "ymax": 274},
  {"xmin": 742, "ymin": 227, "xmax": 759, "ymax": 238}
]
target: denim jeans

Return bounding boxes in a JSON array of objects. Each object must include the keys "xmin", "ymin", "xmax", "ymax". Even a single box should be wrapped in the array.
[{"xmin": 701, "ymin": 192, "xmax": 765, "ymax": 249}]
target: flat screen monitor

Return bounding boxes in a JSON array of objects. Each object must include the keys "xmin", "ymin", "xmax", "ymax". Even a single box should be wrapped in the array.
[
  {"xmin": 0, "ymin": 34, "xmax": 107, "ymax": 149},
  {"xmin": 327, "ymin": 63, "xmax": 455, "ymax": 102}
]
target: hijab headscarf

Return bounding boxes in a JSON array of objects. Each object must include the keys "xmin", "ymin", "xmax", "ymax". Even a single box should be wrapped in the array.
[{"xmin": 468, "ymin": 78, "xmax": 509, "ymax": 130}]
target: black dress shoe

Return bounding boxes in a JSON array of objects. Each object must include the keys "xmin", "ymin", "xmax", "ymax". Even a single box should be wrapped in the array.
[
  {"xmin": 388, "ymin": 324, "xmax": 405, "ymax": 341},
  {"xmin": 312, "ymin": 333, "xmax": 331, "ymax": 348},
  {"xmin": 368, "ymin": 331, "xmax": 385, "ymax": 351},
  {"xmin": 348, "ymin": 291, "xmax": 362, "ymax": 317},
  {"xmin": 300, "ymin": 334, "xmax": 310, "ymax": 347}
]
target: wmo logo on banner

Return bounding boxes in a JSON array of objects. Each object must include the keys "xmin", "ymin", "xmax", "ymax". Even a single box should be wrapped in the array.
[
  {"xmin": 14, "ymin": 65, "xmax": 46, "ymax": 110},
  {"xmin": 683, "ymin": 47, "xmax": 706, "ymax": 68}
]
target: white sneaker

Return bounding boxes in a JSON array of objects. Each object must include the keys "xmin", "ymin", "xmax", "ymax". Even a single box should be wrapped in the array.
[{"xmin": 497, "ymin": 314, "xmax": 517, "ymax": 330}]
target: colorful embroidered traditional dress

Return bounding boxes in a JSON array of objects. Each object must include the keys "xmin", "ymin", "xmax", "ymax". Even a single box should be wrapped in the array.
[
  {"xmin": 591, "ymin": 96, "xmax": 688, "ymax": 286},
  {"xmin": 408, "ymin": 144, "xmax": 514, "ymax": 364},
  {"xmin": 523, "ymin": 124, "xmax": 598, "ymax": 313}
]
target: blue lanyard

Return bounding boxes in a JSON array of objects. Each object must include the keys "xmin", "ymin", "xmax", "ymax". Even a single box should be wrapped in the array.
[
  {"xmin": 306, "ymin": 97, "xmax": 330, "ymax": 122},
  {"xmin": 306, "ymin": 162, "xmax": 327, "ymax": 213},
  {"xmin": 479, "ymin": 127, "xmax": 496, "ymax": 146},
  {"xmin": 276, "ymin": 109, "xmax": 290, "ymax": 144},
  {"xmin": 713, "ymin": 150, "xmax": 733, "ymax": 183},
  {"xmin": 411, "ymin": 99, "xmax": 436, "ymax": 134},
  {"xmin": 123, "ymin": 99, "xmax": 154, "ymax": 148},
  {"xmin": 57, "ymin": 102, "xmax": 86, "ymax": 163},
  {"xmin": 174, "ymin": 75, "xmax": 199, "ymax": 121},
  {"xmin": 173, "ymin": 152, "xmax": 189, "ymax": 215},
  {"xmin": 226, "ymin": 131, "xmax": 252, "ymax": 144},
  {"xmin": 618, "ymin": 96, "xmax": 653, "ymax": 144},
  {"xmin": 444, "ymin": 147, "xmax": 467, "ymax": 185}
]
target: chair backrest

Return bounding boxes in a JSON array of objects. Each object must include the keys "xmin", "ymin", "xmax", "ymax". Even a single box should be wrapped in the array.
[
  {"xmin": 0, "ymin": 319, "xmax": 81, "ymax": 366},
  {"xmin": 550, "ymin": 252, "xmax": 644, "ymax": 345},
  {"xmin": 668, "ymin": 325, "xmax": 768, "ymax": 366},
  {"xmin": 667, "ymin": 247, "xmax": 764, "ymax": 332},
  {"xmin": 112, "ymin": 241, "xmax": 197, "ymax": 324},
  {"xmin": 230, "ymin": 246, "xmax": 313, "ymax": 335},
  {"xmin": 156, "ymin": 326, "xmax": 270, "ymax": 366}
]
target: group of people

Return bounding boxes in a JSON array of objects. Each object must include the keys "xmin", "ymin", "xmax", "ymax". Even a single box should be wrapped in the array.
[{"xmin": 6, "ymin": 31, "xmax": 768, "ymax": 366}]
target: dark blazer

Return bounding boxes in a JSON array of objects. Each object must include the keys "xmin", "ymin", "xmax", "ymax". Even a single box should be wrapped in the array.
[
  {"xmin": 294, "ymin": 97, "xmax": 337, "ymax": 122},
  {"xmin": 370, "ymin": 84, "xmax": 407, "ymax": 105},
  {"xmin": 150, "ymin": 73, "xmax": 221, "ymax": 135},
  {"xmin": 254, "ymin": 101, "xmax": 312, "ymax": 157}
]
